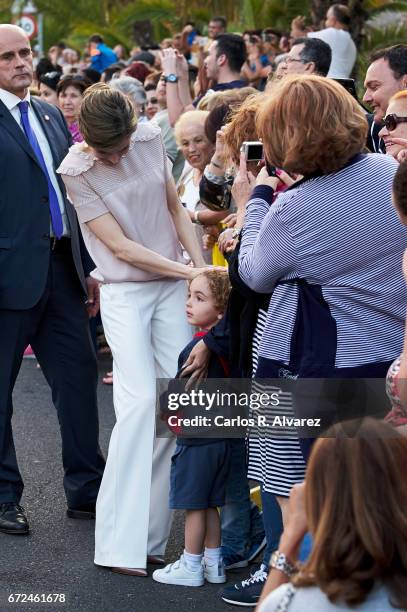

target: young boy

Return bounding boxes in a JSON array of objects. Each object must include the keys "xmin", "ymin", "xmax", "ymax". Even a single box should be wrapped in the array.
[{"xmin": 153, "ymin": 269, "xmax": 231, "ymax": 587}]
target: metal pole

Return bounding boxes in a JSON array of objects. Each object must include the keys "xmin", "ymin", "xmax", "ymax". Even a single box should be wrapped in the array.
[{"xmin": 37, "ymin": 12, "xmax": 43, "ymax": 56}]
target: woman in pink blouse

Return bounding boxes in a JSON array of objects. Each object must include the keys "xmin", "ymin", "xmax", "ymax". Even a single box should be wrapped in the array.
[{"xmin": 58, "ymin": 84, "xmax": 206, "ymax": 575}]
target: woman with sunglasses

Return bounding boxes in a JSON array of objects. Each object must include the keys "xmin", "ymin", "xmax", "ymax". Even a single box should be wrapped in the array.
[{"xmin": 379, "ymin": 90, "xmax": 407, "ymax": 163}]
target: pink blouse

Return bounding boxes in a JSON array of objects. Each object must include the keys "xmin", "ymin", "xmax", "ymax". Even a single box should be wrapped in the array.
[{"xmin": 57, "ymin": 122, "xmax": 185, "ymax": 283}]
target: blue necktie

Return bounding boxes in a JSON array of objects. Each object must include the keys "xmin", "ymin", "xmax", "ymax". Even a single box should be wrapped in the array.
[{"xmin": 18, "ymin": 101, "xmax": 63, "ymax": 239}]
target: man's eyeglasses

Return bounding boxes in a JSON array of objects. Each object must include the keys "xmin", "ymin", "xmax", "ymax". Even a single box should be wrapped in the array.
[
  {"xmin": 284, "ymin": 57, "xmax": 307, "ymax": 65},
  {"xmin": 147, "ymin": 97, "xmax": 158, "ymax": 105},
  {"xmin": 383, "ymin": 113, "xmax": 407, "ymax": 132}
]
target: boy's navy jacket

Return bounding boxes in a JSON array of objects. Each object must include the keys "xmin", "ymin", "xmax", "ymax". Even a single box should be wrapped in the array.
[{"xmin": 161, "ymin": 332, "xmax": 229, "ymax": 446}]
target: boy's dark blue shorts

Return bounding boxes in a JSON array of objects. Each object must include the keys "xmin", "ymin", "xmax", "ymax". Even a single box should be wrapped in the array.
[{"xmin": 169, "ymin": 441, "xmax": 230, "ymax": 510}]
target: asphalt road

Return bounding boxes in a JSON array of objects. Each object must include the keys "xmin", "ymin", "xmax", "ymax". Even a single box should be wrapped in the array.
[{"xmin": 0, "ymin": 357, "xmax": 248, "ymax": 612}]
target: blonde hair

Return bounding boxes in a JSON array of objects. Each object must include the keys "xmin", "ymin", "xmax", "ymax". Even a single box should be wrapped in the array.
[
  {"xmin": 389, "ymin": 89, "xmax": 407, "ymax": 104},
  {"xmin": 198, "ymin": 87, "xmax": 257, "ymax": 112},
  {"xmin": 78, "ymin": 82, "xmax": 137, "ymax": 151},
  {"xmin": 174, "ymin": 110, "xmax": 209, "ymax": 146},
  {"xmin": 256, "ymin": 75, "xmax": 368, "ymax": 175}
]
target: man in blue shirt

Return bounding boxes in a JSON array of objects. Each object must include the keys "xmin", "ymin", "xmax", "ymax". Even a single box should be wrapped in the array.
[{"xmin": 88, "ymin": 34, "xmax": 117, "ymax": 74}]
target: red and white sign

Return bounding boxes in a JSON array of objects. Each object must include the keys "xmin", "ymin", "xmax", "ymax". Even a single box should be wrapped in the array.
[{"xmin": 18, "ymin": 15, "xmax": 37, "ymax": 39}]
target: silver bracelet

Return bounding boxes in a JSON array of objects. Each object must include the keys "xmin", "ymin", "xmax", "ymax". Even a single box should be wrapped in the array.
[{"xmin": 270, "ymin": 551, "xmax": 297, "ymax": 577}]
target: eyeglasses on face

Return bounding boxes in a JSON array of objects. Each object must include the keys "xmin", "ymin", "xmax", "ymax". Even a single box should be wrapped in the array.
[
  {"xmin": 383, "ymin": 113, "xmax": 407, "ymax": 132},
  {"xmin": 147, "ymin": 97, "xmax": 158, "ymax": 105},
  {"xmin": 285, "ymin": 57, "xmax": 307, "ymax": 65}
]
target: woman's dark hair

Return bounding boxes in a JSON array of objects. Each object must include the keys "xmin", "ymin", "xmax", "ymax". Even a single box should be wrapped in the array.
[
  {"xmin": 205, "ymin": 103, "xmax": 231, "ymax": 144},
  {"xmin": 36, "ymin": 58, "xmax": 62, "ymax": 81},
  {"xmin": 294, "ymin": 418, "xmax": 407, "ymax": 609},
  {"xmin": 393, "ymin": 160, "xmax": 407, "ymax": 216},
  {"xmin": 56, "ymin": 76, "xmax": 91, "ymax": 97}
]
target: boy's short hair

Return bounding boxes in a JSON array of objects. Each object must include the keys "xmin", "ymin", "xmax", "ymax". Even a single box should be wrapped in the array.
[{"xmin": 199, "ymin": 269, "xmax": 231, "ymax": 312}]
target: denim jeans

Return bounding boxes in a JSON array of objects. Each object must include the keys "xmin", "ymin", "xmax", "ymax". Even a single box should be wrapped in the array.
[
  {"xmin": 221, "ymin": 439, "xmax": 265, "ymax": 559},
  {"xmin": 261, "ymin": 487, "xmax": 284, "ymax": 566}
]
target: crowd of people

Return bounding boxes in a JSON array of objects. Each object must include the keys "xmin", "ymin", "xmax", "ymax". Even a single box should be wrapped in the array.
[{"xmin": 1, "ymin": 4, "xmax": 407, "ymax": 610}]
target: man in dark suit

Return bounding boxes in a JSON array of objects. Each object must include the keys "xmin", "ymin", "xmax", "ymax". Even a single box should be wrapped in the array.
[
  {"xmin": 0, "ymin": 24, "xmax": 105, "ymax": 535},
  {"xmin": 363, "ymin": 44, "xmax": 407, "ymax": 153}
]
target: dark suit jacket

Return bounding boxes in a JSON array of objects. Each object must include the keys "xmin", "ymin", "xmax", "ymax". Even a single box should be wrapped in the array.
[{"xmin": 0, "ymin": 95, "xmax": 93, "ymax": 310}]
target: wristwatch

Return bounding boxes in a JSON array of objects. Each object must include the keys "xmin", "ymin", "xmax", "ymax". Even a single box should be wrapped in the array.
[
  {"xmin": 270, "ymin": 551, "xmax": 297, "ymax": 577},
  {"xmin": 231, "ymin": 227, "xmax": 242, "ymax": 240},
  {"xmin": 163, "ymin": 73, "xmax": 179, "ymax": 83}
]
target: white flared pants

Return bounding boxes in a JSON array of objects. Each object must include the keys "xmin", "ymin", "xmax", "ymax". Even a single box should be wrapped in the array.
[{"xmin": 95, "ymin": 280, "xmax": 191, "ymax": 568}]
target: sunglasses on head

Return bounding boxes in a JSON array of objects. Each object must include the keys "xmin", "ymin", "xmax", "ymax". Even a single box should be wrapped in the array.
[{"xmin": 383, "ymin": 113, "xmax": 407, "ymax": 131}]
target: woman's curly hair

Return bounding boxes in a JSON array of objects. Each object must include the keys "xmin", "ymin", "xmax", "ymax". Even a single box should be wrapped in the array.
[{"xmin": 255, "ymin": 75, "xmax": 368, "ymax": 175}]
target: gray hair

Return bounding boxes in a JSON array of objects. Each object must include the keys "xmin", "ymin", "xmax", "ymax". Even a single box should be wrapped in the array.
[{"xmin": 109, "ymin": 76, "xmax": 146, "ymax": 106}]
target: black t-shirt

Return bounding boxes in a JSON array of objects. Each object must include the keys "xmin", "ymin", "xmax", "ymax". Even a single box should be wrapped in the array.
[{"xmin": 193, "ymin": 79, "xmax": 248, "ymax": 107}]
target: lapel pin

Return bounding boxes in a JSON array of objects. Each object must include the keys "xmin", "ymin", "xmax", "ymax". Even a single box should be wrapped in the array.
[{"xmin": 44, "ymin": 115, "xmax": 50, "ymax": 121}]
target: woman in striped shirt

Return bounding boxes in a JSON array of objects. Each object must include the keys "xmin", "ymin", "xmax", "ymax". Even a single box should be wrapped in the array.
[{"xmin": 238, "ymin": 75, "xmax": 407, "ymax": 460}]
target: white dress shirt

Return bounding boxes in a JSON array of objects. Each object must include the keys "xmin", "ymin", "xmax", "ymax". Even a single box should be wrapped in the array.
[
  {"xmin": 0, "ymin": 88, "xmax": 70, "ymax": 236},
  {"xmin": 308, "ymin": 27, "xmax": 357, "ymax": 78}
]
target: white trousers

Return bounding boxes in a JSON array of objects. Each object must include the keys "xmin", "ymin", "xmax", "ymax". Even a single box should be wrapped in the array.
[{"xmin": 95, "ymin": 280, "xmax": 191, "ymax": 568}]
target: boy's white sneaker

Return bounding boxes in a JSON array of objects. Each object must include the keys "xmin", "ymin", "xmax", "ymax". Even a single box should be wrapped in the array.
[
  {"xmin": 152, "ymin": 555, "xmax": 204, "ymax": 587},
  {"xmin": 203, "ymin": 558, "xmax": 227, "ymax": 584}
]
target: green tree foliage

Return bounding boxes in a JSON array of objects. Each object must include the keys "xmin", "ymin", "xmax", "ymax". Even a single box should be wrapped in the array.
[{"xmin": 0, "ymin": 0, "xmax": 405, "ymax": 55}]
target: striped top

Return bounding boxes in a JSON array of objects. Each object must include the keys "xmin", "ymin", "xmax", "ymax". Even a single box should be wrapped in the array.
[{"xmin": 239, "ymin": 154, "xmax": 407, "ymax": 369}]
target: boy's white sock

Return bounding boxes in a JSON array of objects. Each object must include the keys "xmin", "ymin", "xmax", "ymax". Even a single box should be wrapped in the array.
[
  {"xmin": 204, "ymin": 546, "xmax": 222, "ymax": 566},
  {"xmin": 183, "ymin": 550, "xmax": 203, "ymax": 571}
]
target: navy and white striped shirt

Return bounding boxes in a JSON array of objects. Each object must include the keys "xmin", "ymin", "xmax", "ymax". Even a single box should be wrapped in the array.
[{"xmin": 239, "ymin": 154, "xmax": 407, "ymax": 369}]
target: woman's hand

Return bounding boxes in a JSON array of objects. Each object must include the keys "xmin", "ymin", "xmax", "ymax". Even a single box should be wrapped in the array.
[
  {"xmin": 175, "ymin": 49, "xmax": 189, "ymax": 81},
  {"xmin": 211, "ymin": 127, "xmax": 227, "ymax": 168},
  {"xmin": 202, "ymin": 224, "xmax": 220, "ymax": 251},
  {"xmin": 255, "ymin": 166, "xmax": 296, "ymax": 191},
  {"xmin": 223, "ymin": 213, "xmax": 237, "ymax": 228},
  {"xmin": 390, "ymin": 138, "xmax": 407, "ymax": 163},
  {"xmin": 179, "ymin": 339, "xmax": 211, "ymax": 387},
  {"xmin": 160, "ymin": 48, "xmax": 178, "ymax": 75},
  {"xmin": 218, "ymin": 228, "xmax": 235, "ymax": 254},
  {"xmin": 402, "ymin": 248, "xmax": 407, "ymax": 284},
  {"xmin": 280, "ymin": 482, "xmax": 308, "ymax": 550},
  {"xmin": 231, "ymin": 152, "xmax": 256, "ymax": 209}
]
